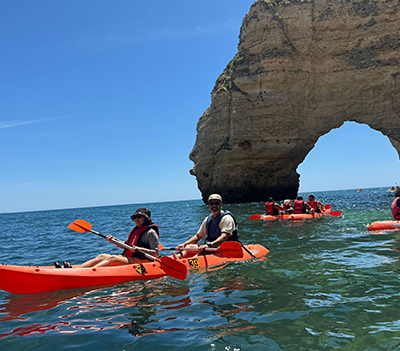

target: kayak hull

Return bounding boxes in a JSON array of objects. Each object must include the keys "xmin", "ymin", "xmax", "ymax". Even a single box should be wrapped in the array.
[
  {"xmin": 367, "ymin": 220, "xmax": 400, "ymax": 231},
  {"xmin": 0, "ymin": 244, "xmax": 269, "ymax": 294},
  {"xmin": 260, "ymin": 209, "xmax": 331, "ymax": 221}
]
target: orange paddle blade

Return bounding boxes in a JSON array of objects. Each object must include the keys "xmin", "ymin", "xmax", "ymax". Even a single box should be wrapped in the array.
[
  {"xmin": 159, "ymin": 256, "xmax": 187, "ymax": 280},
  {"xmin": 250, "ymin": 214, "xmax": 261, "ymax": 220},
  {"xmin": 218, "ymin": 242, "xmax": 243, "ymax": 258},
  {"xmin": 68, "ymin": 219, "xmax": 92, "ymax": 233}
]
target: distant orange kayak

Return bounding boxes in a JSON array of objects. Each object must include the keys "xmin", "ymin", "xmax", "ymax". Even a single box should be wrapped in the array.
[
  {"xmin": 0, "ymin": 244, "xmax": 269, "ymax": 294},
  {"xmin": 367, "ymin": 220, "xmax": 400, "ymax": 231},
  {"xmin": 260, "ymin": 209, "xmax": 332, "ymax": 221}
]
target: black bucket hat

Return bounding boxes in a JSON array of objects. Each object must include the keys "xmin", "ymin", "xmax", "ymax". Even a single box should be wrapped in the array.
[{"xmin": 130, "ymin": 208, "xmax": 151, "ymax": 222}]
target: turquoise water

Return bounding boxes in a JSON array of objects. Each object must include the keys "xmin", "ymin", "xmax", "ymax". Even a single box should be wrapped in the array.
[{"xmin": 1, "ymin": 187, "xmax": 400, "ymax": 350}]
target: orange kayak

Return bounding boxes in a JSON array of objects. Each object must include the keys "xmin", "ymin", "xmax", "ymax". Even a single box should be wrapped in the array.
[
  {"xmin": 367, "ymin": 220, "xmax": 400, "ymax": 231},
  {"xmin": 0, "ymin": 244, "xmax": 269, "ymax": 294},
  {"xmin": 260, "ymin": 209, "xmax": 332, "ymax": 221}
]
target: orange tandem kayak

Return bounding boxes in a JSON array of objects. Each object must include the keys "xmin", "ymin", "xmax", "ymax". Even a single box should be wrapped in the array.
[
  {"xmin": 367, "ymin": 220, "xmax": 400, "ymax": 231},
  {"xmin": 0, "ymin": 244, "xmax": 269, "ymax": 294}
]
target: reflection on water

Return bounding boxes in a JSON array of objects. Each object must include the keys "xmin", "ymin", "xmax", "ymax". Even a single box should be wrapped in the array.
[{"xmin": 0, "ymin": 281, "xmax": 194, "ymax": 338}]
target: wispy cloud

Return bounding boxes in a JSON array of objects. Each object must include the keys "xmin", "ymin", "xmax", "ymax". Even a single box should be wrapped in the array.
[
  {"xmin": 119, "ymin": 20, "xmax": 238, "ymax": 44},
  {"xmin": 79, "ymin": 20, "xmax": 239, "ymax": 50},
  {"xmin": 0, "ymin": 116, "xmax": 70, "ymax": 130}
]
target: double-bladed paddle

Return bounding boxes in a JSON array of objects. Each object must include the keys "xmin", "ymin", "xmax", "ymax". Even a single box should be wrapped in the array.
[
  {"xmin": 68, "ymin": 219, "xmax": 187, "ymax": 281},
  {"xmin": 160, "ymin": 241, "xmax": 244, "ymax": 258}
]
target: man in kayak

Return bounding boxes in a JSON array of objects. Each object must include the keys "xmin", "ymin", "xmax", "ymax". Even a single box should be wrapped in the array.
[
  {"xmin": 174, "ymin": 194, "xmax": 239, "ymax": 258},
  {"xmin": 391, "ymin": 187, "xmax": 400, "ymax": 219},
  {"xmin": 294, "ymin": 196, "xmax": 313, "ymax": 214},
  {"xmin": 307, "ymin": 194, "xmax": 325, "ymax": 213},
  {"xmin": 80, "ymin": 208, "xmax": 159, "ymax": 268},
  {"xmin": 265, "ymin": 197, "xmax": 284, "ymax": 215}
]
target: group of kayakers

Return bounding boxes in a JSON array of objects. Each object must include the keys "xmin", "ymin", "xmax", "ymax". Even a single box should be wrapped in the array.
[
  {"xmin": 58, "ymin": 192, "xmax": 330, "ymax": 269},
  {"xmin": 58, "ymin": 194, "xmax": 239, "ymax": 269},
  {"xmin": 265, "ymin": 194, "xmax": 326, "ymax": 216},
  {"xmin": 77, "ymin": 187, "xmax": 400, "ymax": 269}
]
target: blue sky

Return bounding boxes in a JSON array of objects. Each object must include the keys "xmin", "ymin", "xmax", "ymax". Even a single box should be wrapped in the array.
[{"xmin": 1, "ymin": 1, "xmax": 399, "ymax": 213}]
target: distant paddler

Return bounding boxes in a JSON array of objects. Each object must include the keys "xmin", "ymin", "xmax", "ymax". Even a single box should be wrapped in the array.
[
  {"xmin": 391, "ymin": 187, "xmax": 400, "ymax": 220},
  {"xmin": 307, "ymin": 194, "xmax": 326, "ymax": 213},
  {"xmin": 265, "ymin": 197, "xmax": 285, "ymax": 215}
]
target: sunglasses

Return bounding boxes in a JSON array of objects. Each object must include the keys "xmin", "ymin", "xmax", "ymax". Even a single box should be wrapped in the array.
[
  {"xmin": 132, "ymin": 215, "xmax": 143, "ymax": 220},
  {"xmin": 209, "ymin": 201, "xmax": 221, "ymax": 206}
]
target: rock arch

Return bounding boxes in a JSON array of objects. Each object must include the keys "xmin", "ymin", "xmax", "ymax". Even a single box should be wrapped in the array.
[{"xmin": 189, "ymin": 0, "xmax": 400, "ymax": 203}]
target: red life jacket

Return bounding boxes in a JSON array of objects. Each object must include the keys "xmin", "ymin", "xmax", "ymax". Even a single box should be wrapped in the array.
[
  {"xmin": 307, "ymin": 201, "xmax": 317, "ymax": 211},
  {"xmin": 123, "ymin": 223, "xmax": 159, "ymax": 258},
  {"xmin": 265, "ymin": 202, "xmax": 275, "ymax": 215},
  {"xmin": 391, "ymin": 198, "xmax": 400, "ymax": 219},
  {"xmin": 294, "ymin": 200, "xmax": 304, "ymax": 213}
]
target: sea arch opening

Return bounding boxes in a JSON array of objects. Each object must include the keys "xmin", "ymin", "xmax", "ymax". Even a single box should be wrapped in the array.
[{"xmin": 297, "ymin": 121, "xmax": 400, "ymax": 193}]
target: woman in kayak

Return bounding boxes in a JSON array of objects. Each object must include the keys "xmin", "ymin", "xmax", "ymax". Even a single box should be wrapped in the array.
[{"xmin": 80, "ymin": 208, "xmax": 159, "ymax": 268}]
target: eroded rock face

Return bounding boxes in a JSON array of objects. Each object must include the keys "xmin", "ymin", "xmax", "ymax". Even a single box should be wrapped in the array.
[{"xmin": 190, "ymin": 0, "xmax": 400, "ymax": 203}]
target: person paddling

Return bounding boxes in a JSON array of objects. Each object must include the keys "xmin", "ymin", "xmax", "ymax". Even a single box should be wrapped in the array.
[
  {"xmin": 294, "ymin": 196, "xmax": 313, "ymax": 214},
  {"xmin": 265, "ymin": 197, "xmax": 284, "ymax": 215},
  {"xmin": 174, "ymin": 194, "xmax": 239, "ymax": 259},
  {"xmin": 391, "ymin": 187, "xmax": 400, "ymax": 220},
  {"xmin": 80, "ymin": 208, "xmax": 159, "ymax": 268},
  {"xmin": 307, "ymin": 194, "xmax": 325, "ymax": 213}
]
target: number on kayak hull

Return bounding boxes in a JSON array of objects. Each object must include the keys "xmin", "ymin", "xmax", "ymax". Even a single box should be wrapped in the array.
[{"xmin": 188, "ymin": 259, "xmax": 200, "ymax": 269}]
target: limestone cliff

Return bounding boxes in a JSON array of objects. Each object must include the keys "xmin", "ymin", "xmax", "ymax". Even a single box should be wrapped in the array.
[{"xmin": 190, "ymin": 0, "xmax": 400, "ymax": 203}]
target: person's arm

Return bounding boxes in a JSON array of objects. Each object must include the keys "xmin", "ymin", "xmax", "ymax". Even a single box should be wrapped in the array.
[
  {"xmin": 207, "ymin": 232, "xmax": 231, "ymax": 248},
  {"xmin": 305, "ymin": 203, "xmax": 314, "ymax": 213}
]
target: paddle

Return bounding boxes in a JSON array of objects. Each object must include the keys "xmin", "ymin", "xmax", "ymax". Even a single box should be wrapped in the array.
[
  {"xmin": 68, "ymin": 219, "xmax": 187, "ymax": 281},
  {"xmin": 160, "ymin": 241, "xmax": 244, "ymax": 258},
  {"xmin": 250, "ymin": 214, "xmax": 261, "ymax": 220},
  {"xmin": 321, "ymin": 204, "xmax": 342, "ymax": 216}
]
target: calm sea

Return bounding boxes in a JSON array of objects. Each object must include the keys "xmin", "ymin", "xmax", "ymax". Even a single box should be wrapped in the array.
[{"xmin": 0, "ymin": 187, "xmax": 399, "ymax": 350}]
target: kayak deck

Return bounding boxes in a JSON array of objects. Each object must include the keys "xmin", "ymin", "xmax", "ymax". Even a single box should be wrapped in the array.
[{"xmin": 0, "ymin": 244, "xmax": 269, "ymax": 294}]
